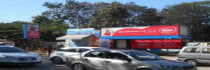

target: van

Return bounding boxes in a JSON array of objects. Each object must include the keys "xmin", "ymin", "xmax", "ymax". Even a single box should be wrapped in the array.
[{"xmin": 178, "ymin": 46, "xmax": 210, "ymax": 66}]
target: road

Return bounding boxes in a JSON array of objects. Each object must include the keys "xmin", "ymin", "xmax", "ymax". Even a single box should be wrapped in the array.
[
  {"xmin": 0, "ymin": 56, "xmax": 70, "ymax": 70},
  {"xmin": 0, "ymin": 56, "xmax": 209, "ymax": 70}
]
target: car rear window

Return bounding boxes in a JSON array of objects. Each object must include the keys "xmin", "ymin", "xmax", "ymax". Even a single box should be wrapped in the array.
[
  {"xmin": 64, "ymin": 48, "xmax": 77, "ymax": 52},
  {"xmin": 183, "ymin": 48, "xmax": 200, "ymax": 53},
  {"xmin": 56, "ymin": 48, "xmax": 77, "ymax": 52}
]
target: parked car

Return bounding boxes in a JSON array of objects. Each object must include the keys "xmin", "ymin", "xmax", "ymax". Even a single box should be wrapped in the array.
[
  {"xmin": 178, "ymin": 46, "xmax": 210, "ymax": 66},
  {"xmin": 66, "ymin": 50, "xmax": 196, "ymax": 70},
  {"xmin": 49, "ymin": 47, "xmax": 106, "ymax": 64},
  {"xmin": 0, "ymin": 46, "xmax": 42, "ymax": 65},
  {"xmin": 0, "ymin": 43, "xmax": 14, "ymax": 47}
]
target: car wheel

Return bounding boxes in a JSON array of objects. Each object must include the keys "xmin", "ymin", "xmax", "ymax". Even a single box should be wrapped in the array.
[
  {"xmin": 186, "ymin": 60, "xmax": 197, "ymax": 66},
  {"xmin": 72, "ymin": 63, "xmax": 84, "ymax": 70},
  {"xmin": 51, "ymin": 57, "xmax": 63, "ymax": 64}
]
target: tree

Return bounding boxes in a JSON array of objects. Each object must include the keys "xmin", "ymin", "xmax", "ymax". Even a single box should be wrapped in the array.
[
  {"xmin": 42, "ymin": 0, "xmax": 97, "ymax": 28},
  {"xmin": 138, "ymin": 8, "xmax": 163, "ymax": 26},
  {"xmin": 0, "ymin": 21, "xmax": 27, "ymax": 41},
  {"xmin": 160, "ymin": 1, "xmax": 210, "ymax": 41},
  {"xmin": 32, "ymin": 15, "xmax": 51, "ymax": 24},
  {"xmin": 88, "ymin": 2, "xmax": 130, "ymax": 29},
  {"xmin": 160, "ymin": 1, "xmax": 210, "ymax": 25}
]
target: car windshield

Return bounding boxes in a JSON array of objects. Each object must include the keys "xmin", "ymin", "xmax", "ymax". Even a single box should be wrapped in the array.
[
  {"xmin": 0, "ymin": 47, "xmax": 25, "ymax": 53},
  {"xmin": 123, "ymin": 50, "xmax": 164, "ymax": 61}
]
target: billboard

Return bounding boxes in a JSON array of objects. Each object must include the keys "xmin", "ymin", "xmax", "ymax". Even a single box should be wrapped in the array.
[
  {"xmin": 23, "ymin": 24, "xmax": 40, "ymax": 39},
  {"xmin": 67, "ymin": 28, "xmax": 94, "ymax": 35},
  {"xmin": 101, "ymin": 25, "xmax": 179, "ymax": 37},
  {"xmin": 131, "ymin": 39, "xmax": 182, "ymax": 49}
]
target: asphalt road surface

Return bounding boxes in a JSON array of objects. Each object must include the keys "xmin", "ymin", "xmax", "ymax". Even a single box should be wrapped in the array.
[
  {"xmin": 0, "ymin": 56, "xmax": 70, "ymax": 70},
  {"xmin": 0, "ymin": 56, "xmax": 209, "ymax": 70}
]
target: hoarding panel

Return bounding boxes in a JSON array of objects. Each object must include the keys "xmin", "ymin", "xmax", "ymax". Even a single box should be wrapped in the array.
[
  {"xmin": 101, "ymin": 25, "xmax": 179, "ymax": 37},
  {"xmin": 100, "ymin": 36, "xmax": 180, "ymax": 39},
  {"xmin": 131, "ymin": 39, "xmax": 182, "ymax": 49},
  {"xmin": 23, "ymin": 24, "xmax": 40, "ymax": 39},
  {"xmin": 66, "ymin": 28, "xmax": 94, "ymax": 35}
]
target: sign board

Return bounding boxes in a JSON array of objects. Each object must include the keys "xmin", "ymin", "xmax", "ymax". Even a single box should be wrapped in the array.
[
  {"xmin": 67, "ymin": 28, "xmax": 94, "ymax": 35},
  {"xmin": 23, "ymin": 24, "xmax": 40, "ymax": 39},
  {"xmin": 101, "ymin": 25, "xmax": 179, "ymax": 37},
  {"xmin": 131, "ymin": 39, "xmax": 182, "ymax": 49}
]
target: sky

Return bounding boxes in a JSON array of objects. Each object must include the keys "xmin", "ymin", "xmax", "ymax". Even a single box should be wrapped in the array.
[{"xmin": 0, "ymin": 0, "xmax": 207, "ymax": 22}]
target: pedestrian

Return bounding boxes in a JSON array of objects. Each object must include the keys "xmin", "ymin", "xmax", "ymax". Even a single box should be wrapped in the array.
[{"xmin": 48, "ymin": 45, "xmax": 53, "ymax": 56}]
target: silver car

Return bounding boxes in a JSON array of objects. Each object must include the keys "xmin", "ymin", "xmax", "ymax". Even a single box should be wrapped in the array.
[
  {"xmin": 50, "ymin": 47, "xmax": 105, "ymax": 64},
  {"xmin": 66, "ymin": 50, "xmax": 196, "ymax": 70},
  {"xmin": 178, "ymin": 46, "xmax": 210, "ymax": 66},
  {"xmin": 0, "ymin": 46, "xmax": 42, "ymax": 65}
]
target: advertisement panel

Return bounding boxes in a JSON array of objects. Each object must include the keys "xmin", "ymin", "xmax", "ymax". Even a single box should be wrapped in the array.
[
  {"xmin": 67, "ymin": 28, "xmax": 94, "ymax": 35},
  {"xmin": 131, "ymin": 39, "xmax": 182, "ymax": 49},
  {"xmin": 101, "ymin": 25, "xmax": 179, "ymax": 37},
  {"xmin": 23, "ymin": 24, "xmax": 40, "ymax": 39}
]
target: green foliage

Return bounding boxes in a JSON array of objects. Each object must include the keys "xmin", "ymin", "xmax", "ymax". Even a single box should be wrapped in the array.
[
  {"xmin": 2, "ymin": 0, "xmax": 210, "ymax": 42},
  {"xmin": 88, "ymin": 2, "xmax": 130, "ymax": 29},
  {"xmin": 139, "ymin": 8, "xmax": 163, "ymax": 26},
  {"xmin": 39, "ymin": 23, "xmax": 68, "ymax": 41},
  {"xmin": 160, "ymin": 1, "xmax": 210, "ymax": 41},
  {"xmin": 32, "ymin": 15, "xmax": 50, "ymax": 24},
  {"xmin": 0, "ymin": 22, "xmax": 24, "ymax": 41},
  {"xmin": 41, "ymin": 1, "xmax": 162, "ymax": 28},
  {"xmin": 88, "ymin": 2, "xmax": 163, "ymax": 28},
  {"xmin": 160, "ymin": 1, "xmax": 210, "ymax": 25},
  {"xmin": 0, "ymin": 22, "xmax": 68, "ymax": 41}
]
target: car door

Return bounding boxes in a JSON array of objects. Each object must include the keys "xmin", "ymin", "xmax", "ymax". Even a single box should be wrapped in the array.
[
  {"xmin": 62, "ymin": 48, "xmax": 79, "ymax": 58},
  {"xmin": 54, "ymin": 48, "xmax": 78, "ymax": 60},
  {"xmin": 199, "ymin": 47, "xmax": 210, "ymax": 64},
  {"xmin": 82, "ymin": 51, "xmax": 107, "ymax": 70},
  {"xmin": 105, "ymin": 52, "xmax": 133, "ymax": 70}
]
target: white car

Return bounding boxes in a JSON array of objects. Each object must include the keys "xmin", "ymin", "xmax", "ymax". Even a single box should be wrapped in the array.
[
  {"xmin": 0, "ymin": 46, "xmax": 42, "ymax": 65},
  {"xmin": 49, "ymin": 47, "xmax": 105, "ymax": 64},
  {"xmin": 66, "ymin": 50, "xmax": 196, "ymax": 70}
]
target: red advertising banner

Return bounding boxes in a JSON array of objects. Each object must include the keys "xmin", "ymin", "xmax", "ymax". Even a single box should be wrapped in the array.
[
  {"xmin": 102, "ymin": 25, "xmax": 179, "ymax": 37},
  {"xmin": 131, "ymin": 39, "xmax": 182, "ymax": 49},
  {"xmin": 25, "ymin": 24, "xmax": 40, "ymax": 39}
]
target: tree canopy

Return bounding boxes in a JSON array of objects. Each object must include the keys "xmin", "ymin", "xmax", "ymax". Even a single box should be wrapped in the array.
[{"xmin": 1, "ymin": 1, "xmax": 210, "ymax": 42}]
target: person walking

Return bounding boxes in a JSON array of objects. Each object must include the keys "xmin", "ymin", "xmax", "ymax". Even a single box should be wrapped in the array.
[{"xmin": 48, "ymin": 45, "xmax": 53, "ymax": 56}]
